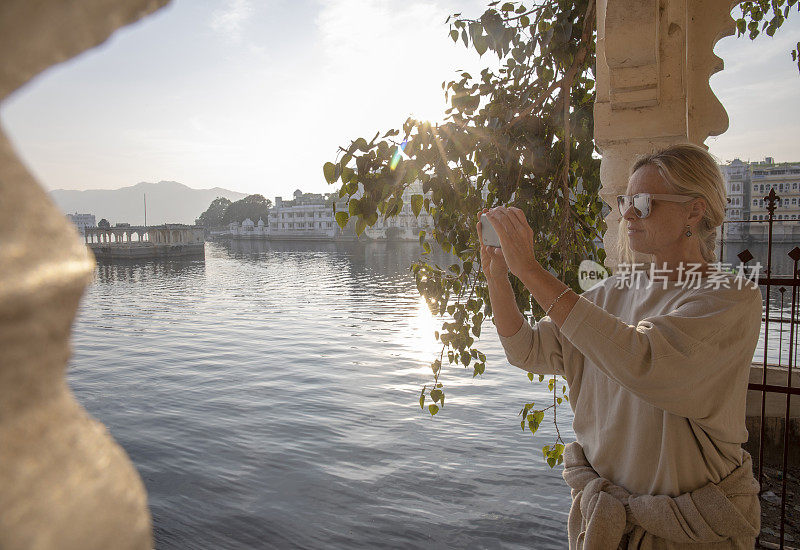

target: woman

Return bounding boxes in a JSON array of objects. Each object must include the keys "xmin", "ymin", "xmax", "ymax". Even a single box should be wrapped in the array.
[{"xmin": 478, "ymin": 143, "xmax": 763, "ymax": 549}]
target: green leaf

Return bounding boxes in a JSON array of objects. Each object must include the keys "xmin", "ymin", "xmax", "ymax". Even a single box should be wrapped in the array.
[
  {"xmin": 348, "ymin": 199, "xmax": 360, "ymax": 216},
  {"xmin": 355, "ymin": 217, "xmax": 367, "ymax": 236},
  {"xmin": 411, "ymin": 194, "xmax": 423, "ymax": 217},
  {"xmin": 450, "ymin": 29, "xmax": 459, "ymax": 42},
  {"xmin": 452, "ymin": 93, "xmax": 480, "ymax": 112},
  {"xmin": 428, "ymin": 404, "xmax": 440, "ymax": 416},
  {"xmin": 323, "ymin": 162, "xmax": 336, "ymax": 184},
  {"xmin": 468, "ymin": 22, "xmax": 482, "ymax": 42},
  {"xmin": 527, "ymin": 372, "xmax": 534, "ymax": 381},
  {"xmin": 419, "ymin": 390, "xmax": 425, "ymax": 409},
  {"xmin": 341, "ymin": 166, "xmax": 355, "ymax": 183},
  {"xmin": 354, "ymin": 137, "xmax": 369, "ymax": 151},
  {"xmin": 501, "ymin": 2, "xmax": 514, "ymax": 11},
  {"xmin": 473, "ymin": 34, "xmax": 488, "ymax": 56},
  {"xmin": 335, "ymin": 211, "xmax": 349, "ymax": 229},
  {"xmin": 547, "ymin": 457, "xmax": 556, "ymax": 468}
]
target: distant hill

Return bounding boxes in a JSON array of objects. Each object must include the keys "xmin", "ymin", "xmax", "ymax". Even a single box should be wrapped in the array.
[{"xmin": 50, "ymin": 181, "xmax": 248, "ymax": 225}]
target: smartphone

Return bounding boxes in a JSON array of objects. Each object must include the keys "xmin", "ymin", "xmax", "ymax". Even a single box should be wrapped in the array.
[{"xmin": 480, "ymin": 213, "xmax": 501, "ymax": 248}]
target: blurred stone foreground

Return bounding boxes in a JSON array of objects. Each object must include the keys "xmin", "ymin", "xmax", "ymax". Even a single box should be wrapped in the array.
[
  {"xmin": 0, "ymin": 0, "xmax": 745, "ymax": 548},
  {"xmin": 0, "ymin": 2, "xmax": 169, "ymax": 549}
]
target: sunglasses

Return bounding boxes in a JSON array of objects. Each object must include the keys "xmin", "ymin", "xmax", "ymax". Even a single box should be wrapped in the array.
[{"xmin": 616, "ymin": 193, "xmax": 694, "ymax": 219}]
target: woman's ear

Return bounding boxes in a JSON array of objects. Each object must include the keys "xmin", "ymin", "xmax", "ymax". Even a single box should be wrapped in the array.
[{"xmin": 687, "ymin": 197, "xmax": 706, "ymax": 224}]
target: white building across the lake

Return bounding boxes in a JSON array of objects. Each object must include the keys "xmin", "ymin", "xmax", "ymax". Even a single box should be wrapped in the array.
[
  {"xmin": 226, "ymin": 183, "xmax": 435, "ymax": 241},
  {"xmin": 66, "ymin": 213, "xmax": 96, "ymax": 235}
]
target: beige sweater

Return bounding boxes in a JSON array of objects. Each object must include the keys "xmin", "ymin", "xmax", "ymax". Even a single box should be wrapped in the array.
[
  {"xmin": 562, "ymin": 441, "xmax": 760, "ymax": 549},
  {"xmin": 498, "ymin": 269, "xmax": 763, "ymax": 497}
]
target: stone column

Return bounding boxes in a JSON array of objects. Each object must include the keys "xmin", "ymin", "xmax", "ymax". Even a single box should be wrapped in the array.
[
  {"xmin": 594, "ymin": 0, "xmax": 737, "ymax": 271},
  {"xmin": 0, "ymin": 2, "xmax": 168, "ymax": 549}
]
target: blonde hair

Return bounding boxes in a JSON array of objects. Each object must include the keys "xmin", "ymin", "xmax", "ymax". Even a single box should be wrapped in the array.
[{"xmin": 615, "ymin": 143, "xmax": 727, "ymax": 269}]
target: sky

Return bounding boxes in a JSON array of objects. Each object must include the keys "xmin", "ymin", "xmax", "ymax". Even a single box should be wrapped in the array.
[{"xmin": 0, "ymin": 0, "xmax": 798, "ymax": 198}]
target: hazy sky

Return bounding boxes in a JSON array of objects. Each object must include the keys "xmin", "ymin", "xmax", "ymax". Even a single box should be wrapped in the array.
[{"xmin": 1, "ymin": 0, "xmax": 798, "ymax": 198}]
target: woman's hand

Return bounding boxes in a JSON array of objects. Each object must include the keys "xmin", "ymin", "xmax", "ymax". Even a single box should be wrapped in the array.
[
  {"xmin": 484, "ymin": 206, "xmax": 540, "ymax": 281},
  {"xmin": 477, "ymin": 208, "xmax": 509, "ymax": 281}
]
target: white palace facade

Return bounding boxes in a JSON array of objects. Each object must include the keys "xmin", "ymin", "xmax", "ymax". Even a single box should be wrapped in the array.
[
  {"xmin": 225, "ymin": 182, "xmax": 435, "ymax": 241},
  {"xmin": 720, "ymin": 157, "xmax": 800, "ymax": 239}
]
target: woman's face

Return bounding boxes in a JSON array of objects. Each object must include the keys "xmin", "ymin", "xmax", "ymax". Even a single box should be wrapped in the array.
[{"xmin": 623, "ymin": 164, "xmax": 696, "ymax": 256}]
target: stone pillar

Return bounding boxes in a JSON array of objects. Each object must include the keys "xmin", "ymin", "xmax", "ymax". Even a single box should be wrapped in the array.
[
  {"xmin": 594, "ymin": 0, "xmax": 737, "ymax": 271},
  {"xmin": 0, "ymin": 2, "xmax": 168, "ymax": 549}
]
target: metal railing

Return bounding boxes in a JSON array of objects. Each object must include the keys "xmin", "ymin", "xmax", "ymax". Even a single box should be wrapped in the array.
[{"xmin": 720, "ymin": 188, "xmax": 799, "ymax": 549}]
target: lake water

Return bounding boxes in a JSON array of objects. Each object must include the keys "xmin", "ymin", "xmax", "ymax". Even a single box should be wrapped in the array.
[
  {"xmin": 66, "ymin": 241, "xmax": 796, "ymax": 549},
  {"xmin": 67, "ymin": 241, "xmax": 574, "ymax": 550}
]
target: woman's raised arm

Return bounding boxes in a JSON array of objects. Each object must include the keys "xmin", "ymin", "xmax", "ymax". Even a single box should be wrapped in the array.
[
  {"xmin": 558, "ymin": 282, "xmax": 763, "ymax": 419},
  {"xmin": 488, "ymin": 274, "xmax": 567, "ymax": 376}
]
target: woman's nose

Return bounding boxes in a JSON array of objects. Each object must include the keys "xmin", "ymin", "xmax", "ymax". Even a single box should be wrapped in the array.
[{"xmin": 621, "ymin": 204, "xmax": 637, "ymax": 220}]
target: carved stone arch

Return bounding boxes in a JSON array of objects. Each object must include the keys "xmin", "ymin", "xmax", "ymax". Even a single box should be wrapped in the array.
[{"xmin": 594, "ymin": 0, "xmax": 738, "ymax": 271}]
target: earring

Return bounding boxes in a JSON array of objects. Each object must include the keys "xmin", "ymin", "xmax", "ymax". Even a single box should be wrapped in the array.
[{"xmin": 685, "ymin": 225, "xmax": 692, "ymax": 237}]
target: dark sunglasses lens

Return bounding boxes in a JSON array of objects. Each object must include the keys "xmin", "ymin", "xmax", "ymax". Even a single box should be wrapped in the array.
[
  {"xmin": 617, "ymin": 196, "xmax": 629, "ymax": 215},
  {"xmin": 633, "ymin": 195, "xmax": 649, "ymax": 218},
  {"xmin": 618, "ymin": 195, "xmax": 649, "ymax": 217}
]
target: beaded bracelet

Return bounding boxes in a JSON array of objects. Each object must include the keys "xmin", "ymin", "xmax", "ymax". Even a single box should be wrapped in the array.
[{"xmin": 545, "ymin": 287, "xmax": 571, "ymax": 317}]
